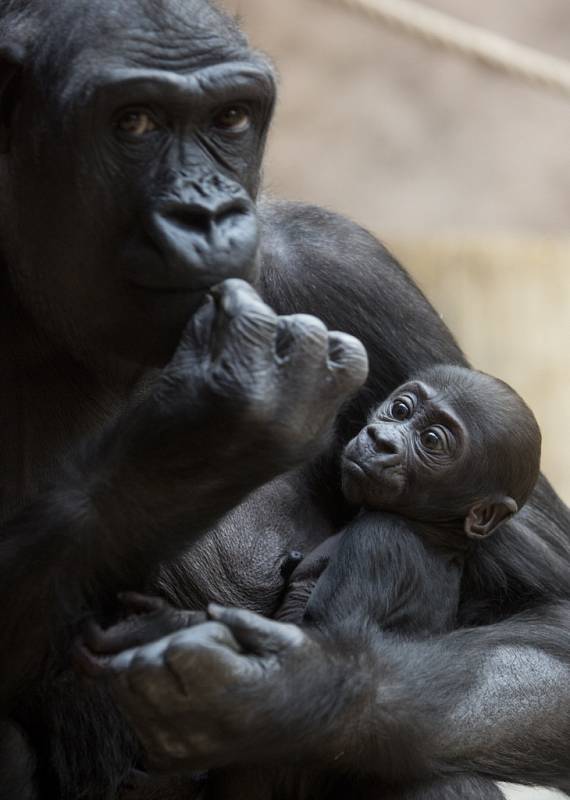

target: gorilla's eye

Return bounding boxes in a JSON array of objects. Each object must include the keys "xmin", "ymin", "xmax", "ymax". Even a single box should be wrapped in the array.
[
  {"xmin": 114, "ymin": 110, "xmax": 158, "ymax": 137},
  {"xmin": 390, "ymin": 399, "xmax": 412, "ymax": 421},
  {"xmin": 213, "ymin": 105, "xmax": 251, "ymax": 133},
  {"xmin": 421, "ymin": 429, "xmax": 444, "ymax": 451}
]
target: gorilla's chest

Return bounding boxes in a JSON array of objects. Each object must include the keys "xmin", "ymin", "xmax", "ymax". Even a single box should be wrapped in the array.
[{"xmin": 158, "ymin": 472, "xmax": 336, "ymax": 616}]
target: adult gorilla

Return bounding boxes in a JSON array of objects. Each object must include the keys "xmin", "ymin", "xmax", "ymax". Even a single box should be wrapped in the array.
[{"xmin": 0, "ymin": 1, "xmax": 569, "ymax": 799}]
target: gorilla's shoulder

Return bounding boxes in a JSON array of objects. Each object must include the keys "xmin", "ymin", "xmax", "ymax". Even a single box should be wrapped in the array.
[
  {"xmin": 257, "ymin": 197, "xmax": 419, "ymax": 314},
  {"xmin": 256, "ymin": 197, "xmax": 465, "ymax": 372},
  {"xmin": 258, "ymin": 197, "xmax": 399, "ymax": 276}
]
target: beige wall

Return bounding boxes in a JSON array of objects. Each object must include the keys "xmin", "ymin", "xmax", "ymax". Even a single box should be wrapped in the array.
[{"xmin": 223, "ymin": 0, "xmax": 570, "ymax": 234}]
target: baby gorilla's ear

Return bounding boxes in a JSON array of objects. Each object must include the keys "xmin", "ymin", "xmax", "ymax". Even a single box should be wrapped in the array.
[{"xmin": 464, "ymin": 497, "xmax": 518, "ymax": 539}]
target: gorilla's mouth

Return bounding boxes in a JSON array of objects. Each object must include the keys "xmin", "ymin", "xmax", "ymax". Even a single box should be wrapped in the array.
[
  {"xmin": 125, "ymin": 203, "xmax": 260, "ymax": 289},
  {"xmin": 342, "ymin": 456, "xmax": 366, "ymax": 477},
  {"xmin": 121, "ymin": 233, "xmax": 215, "ymax": 293}
]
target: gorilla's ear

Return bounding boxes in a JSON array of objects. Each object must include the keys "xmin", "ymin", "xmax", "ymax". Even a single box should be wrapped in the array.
[
  {"xmin": 464, "ymin": 497, "xmax": 518, "ymax": 539},
  {"xmin": 0, "ymin": 43, "xmax": 25, "ymax": 153}
]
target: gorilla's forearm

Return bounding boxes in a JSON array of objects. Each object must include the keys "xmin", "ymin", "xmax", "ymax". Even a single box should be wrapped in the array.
[
  {"xmin": 77, "ymin": 600, "xmax": 570, "ymax": 791},
  {"xmin": 327, "ymin": 604, "xmax": 570, "ymax": 790}
]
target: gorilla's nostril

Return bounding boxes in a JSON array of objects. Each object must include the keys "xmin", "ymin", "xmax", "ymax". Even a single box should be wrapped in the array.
[
  {"xmin": 215, "ymin": 206, "xmax": 247, "ymax": 228},
  {"xmin": 164, "ymin": 202, "xmax": 249, "ymax": 238},
  {"xmin": 168, "ymin": 207, "xmax": 212, "ymax": 237}
]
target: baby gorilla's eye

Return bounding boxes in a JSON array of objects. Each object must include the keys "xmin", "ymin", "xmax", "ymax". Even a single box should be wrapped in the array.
[
  {"xmin": 390, "ymin": 399, "xmax": 412, "ymax": 421},
  {"xmin": 421, "ymin": 429, "xmax": 444, "ymax": 451},
  {"xmin": 114, "ymin": 110, "xmax": 158, "ymax": 137},
  {"xmin": 213, "ymin": 105, "xmax": 251, "ymax": 133}
]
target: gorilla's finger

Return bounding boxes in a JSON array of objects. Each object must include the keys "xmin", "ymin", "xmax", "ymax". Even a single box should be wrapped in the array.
[
  {"xmin": 72, "ymin": 641, "xmax": 110, "ymax": 678},
  {"xmin": 81, "ymin": 617, "xmax": 154, "ymax": 655},
  {"xmin": 211, "ymin": 278, "xmax": 273, "ymax": 317},
  {"xmin": 207, "ymin": 281, "xmax": 278, "ymax": 374},
  {"xmin": 207, "ymin": 604, "xmax": 305, "ymax": 654},
  {"xmin": 162, "ymin": 621, "xmax": 252, "ymax": 691},
  {"xmin": 275, "ymin": 314, "xmax": 329, "ymax": 363},
  {"xmin": 175, "ymin": 293, "xmax": 217, "ymax": 363},
  {"xmin": 118, "ymin": 592, "xmax": 167, "ymax": 614},
  {"xmin": 327, "ymin": 332, "xmax": 369, "ymax": 393}
]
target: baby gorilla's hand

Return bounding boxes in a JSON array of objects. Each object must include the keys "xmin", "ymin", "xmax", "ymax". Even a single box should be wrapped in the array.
[
  {"xmin": 276, "ymin": 534, "xmax": 342, "ymax": 624},
  {"xmin": 75, "ymin": 593, "xmax": 206, "ymax": 677}
]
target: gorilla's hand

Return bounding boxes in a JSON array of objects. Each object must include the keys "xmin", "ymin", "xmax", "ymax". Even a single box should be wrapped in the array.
[
  {"xmin": 135, "ymin": 278, "xmax": 368, "ymax": 473},
  {"xmin": 98, "ymin": 279, "xmax": 368, "ymax": 551},
  {"xmin": 75, "ymin": 594, "xmax": 207, "ymax": 674},
  {"xmin": 81, "ymin": 606, "xmax": 349, "ymax": 772}
]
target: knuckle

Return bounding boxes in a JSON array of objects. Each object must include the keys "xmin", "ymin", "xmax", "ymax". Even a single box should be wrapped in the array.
[
  {"xmin": 278, "ymin": 621, "xmax": 308, "ymax": 648},
  {"xmin": 215, "ymin": 277, "xmax": 249, "ymax": 295},
  {"xmin": 328, "ymin": 331, "xmax": 365, "ymax": 358},
  {"xmin": 328, "ymin": 333, "xmax": 369, "ymax": 384},
  {"xmin": 216, "ymin": 279, "xmax": 275, "ymax": 322},
  {"xmin": 129, "ymin": 652, "xmax": 156, "ymax": 678},
  {"xmin": 154, "ymin": 731, "xmax": 194, "ymax": 761},
  {"xmin": 234, "ymin": 308, "xmax": 277, "ymax": 342},
  {"xmin": 164, "ymin": 623, "xmax": 222, "ymax": 659},
  {"xmin": 164, "ymin": 642, "xmax": 192, "ymax": 669},
  {"xmin": 287, "ymin": 313, "xmax": 328, "ymax": 341}
]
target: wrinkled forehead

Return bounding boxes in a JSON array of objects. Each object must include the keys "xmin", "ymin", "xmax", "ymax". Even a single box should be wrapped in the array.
[
  {"xmin": 386, "ymin": 379, "xmax": 478, "ymax": 423},
  {"xmin": 101, "ymin": 0, "xmax": 249, "ymax": 60},
  {"xmin": 34, "ymin": 0, "xmax": 254, "ymax": 95}
]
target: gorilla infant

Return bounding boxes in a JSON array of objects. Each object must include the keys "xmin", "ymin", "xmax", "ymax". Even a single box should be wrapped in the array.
[
  {"xmin": 284, "ymin": 362, "xmax": 542, "ymax": 631},
  {"xmin": 82, "ymin": 364, "xmax": 541, "ymax": 799}
]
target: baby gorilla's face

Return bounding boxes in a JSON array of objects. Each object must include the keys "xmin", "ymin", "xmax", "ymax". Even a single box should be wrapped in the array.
[{"xmin": 341, "ymin": 381, "xmax": 468, "ymax": 515}]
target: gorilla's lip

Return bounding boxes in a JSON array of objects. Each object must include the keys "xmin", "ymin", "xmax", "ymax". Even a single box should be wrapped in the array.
[
  {"xmin": 123, "ymin": 233, "xmax": 256, "ymax": 294},
  {"xmin": 342, "ymin": 455, "xmax": 401, "ymax": 479},
  {"xmin": 342, "ymin": 456, "xmax": 366, "ymax": 478}
]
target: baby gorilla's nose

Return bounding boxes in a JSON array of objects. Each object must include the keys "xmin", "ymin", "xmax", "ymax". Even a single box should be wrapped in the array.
[{"xmin": 365, "ymin": 425, "xmax": 401, "ymax": 466}]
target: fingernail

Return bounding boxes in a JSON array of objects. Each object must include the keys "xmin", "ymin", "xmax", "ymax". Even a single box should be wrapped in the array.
[{"xmin": 207, "ymin": 603, "xmax": 225, "ymax": 619}]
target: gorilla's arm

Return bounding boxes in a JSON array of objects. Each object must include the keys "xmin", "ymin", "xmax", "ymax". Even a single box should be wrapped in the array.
[
  {"xmin": 88, "ymin": 590, "xmax": 570, "ymax": 790},
  {"xmin": 0, "ymin": 280, "xmax": 367, "ymax": 706}
]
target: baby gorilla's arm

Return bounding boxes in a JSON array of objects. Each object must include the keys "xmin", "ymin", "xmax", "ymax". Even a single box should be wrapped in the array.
[{"xmin": 304, "ymin": 511, "xmax": 462, "ymax": 638}]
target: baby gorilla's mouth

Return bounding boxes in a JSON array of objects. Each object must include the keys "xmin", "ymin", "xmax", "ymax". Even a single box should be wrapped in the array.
[
  {"xmin": 341, "ymin": 454, "xmax": 405, "ymax": 510},
  {"xmin": 343, "ymin": 455, "xmax": 401, "ymax": 479}
]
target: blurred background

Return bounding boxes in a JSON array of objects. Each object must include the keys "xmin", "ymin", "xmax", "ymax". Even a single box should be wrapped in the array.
[
  {"xmin": 222, "ymin": 0, "xmax": 569, "ymax": 508},
  {"xmin": 222, "ymin": 2, "xmax": 568, "ymax": 797}
]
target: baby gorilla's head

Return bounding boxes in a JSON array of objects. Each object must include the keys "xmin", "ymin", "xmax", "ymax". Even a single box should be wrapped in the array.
[{"xmin": 342, "ymin": 365, "xmax": 541, "ymax": 539}]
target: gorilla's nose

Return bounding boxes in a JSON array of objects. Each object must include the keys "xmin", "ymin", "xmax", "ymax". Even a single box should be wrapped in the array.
[
  {"xmin": 147, "ymin": 195, "xmax": 260, "ymax": 286},
  {"xmin": 162, "ymin": 198, "xmax": 247, "ymax": 240},
  {"xmin": 365, "ymin": 425, "xmax": 401, "ymax": 466}
]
